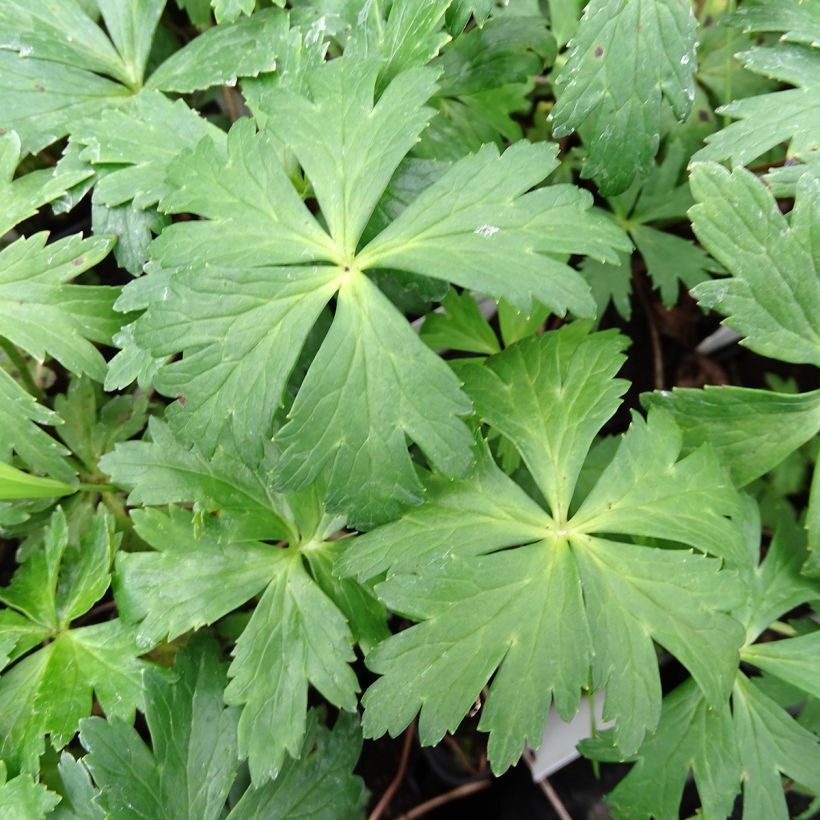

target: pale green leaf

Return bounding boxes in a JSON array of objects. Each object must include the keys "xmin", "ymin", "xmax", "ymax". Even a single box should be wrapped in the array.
[
  {"xmin": 584, "ymin": 679, "xmax": 740, "ymax": 820},
  {"xmin": 734, "ymin": 0, "xmax": 820, "ymax": 47},
  {"xmin": 212, "ymin": 0, "xmax": 255, "ymax": 25},
  {"xmin": 465, "ymin": 324, "xmax": 628, "ymax": 520},
  {"xmin": 0, "ymin": 760, "xmax": 61, "ymax": 819},
  {"xmin": 0, "ymin": 55, "xmax": 131, "ymax": 157},
  {"xmin": 0, "ymin": 462, "xmax": 74, "ymax": 501},
  {"xmin": 733, "ymin": 674, "xmax": 820, "ymax": 820},
  {"xmin": 347, "ymin": 327, "xmax": 745, "ymax": 771},
  {"xmin": 75, "ymin": 91, "xmax": 225, "ymax": 210}
]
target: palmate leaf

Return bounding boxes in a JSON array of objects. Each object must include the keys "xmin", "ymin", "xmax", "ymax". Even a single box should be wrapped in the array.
[
  {"xmin": 79, "ymin": 634, "xmax": 365, "ymax": 820},
  {"xmin": 689, "ymin": 163, "xmax": 820, "ymax": 367},
  {"xmin": 0, "ymin": 507, "xmax": 143, "ymax": 775},
  {"xmin": 583, "ymin": 509, "xmax": 820, "ymax": 819},
  {"xmin": 550, "ymin": 0, "xmax": 698, "ymax": 195},
  {"xmin": 341, "ymin": 325, "xmax": 747, "ymax": 774},
  {"xmin": 132, "ymin": 55, "xmax": 628, "ymax": 525},
  {"xmin": 0, "ymin": 0, "xmax": 301, "ymax": 155},
  {"xmin": 102, "ymin": 421, "xmax": 384, "ymax": 783}
]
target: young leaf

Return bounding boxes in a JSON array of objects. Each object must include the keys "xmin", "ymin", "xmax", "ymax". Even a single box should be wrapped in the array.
[
  {"xmin": 689, "ymin": 163, "xmax": 820, "ymax": 366},
  {"xmin": 0, "ymin": 760, "xmax": 60, "ymax": 818},
  {"xmin": 0, "ymin": 508, "xmax": 143, "ymax": 775},
  {"xmin": 550, "ymin": 0, "xmax": 698, "ymax": 194},
  {"xmin": 0, "ymin": 370, "xmax": 73, "ymax": 484},
  {"xmin": 107, "ymin": 420, "xmax": 378, "ymax": 783},
  {"xmin": 344, "ymin": 326, "xmax": 746, "ymax": 773},
  {"xmin": 0, "ymin": 462, "xmax": 75, "ymax": 501}
]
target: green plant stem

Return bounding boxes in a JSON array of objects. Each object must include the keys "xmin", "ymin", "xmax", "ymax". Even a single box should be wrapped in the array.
[
  {"xmin": 0, "ymin": 336, "xmax": 42, "ymax": 398},
  {"xmin": 77, "ymin": 482, "xmax": 118, "ymax": 494}
]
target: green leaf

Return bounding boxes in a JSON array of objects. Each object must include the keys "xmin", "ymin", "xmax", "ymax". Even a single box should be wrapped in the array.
[
  {"xmin": 224, "ymin": 712, "xmax": 365, "ymax": 820},
  {"xmin": 695, "ymin": 43, "xmax": 820, "ymax": 168},
  {"xmin": 273, "ymin": 273, "xmax": 474, "ymax": 527},
  {"xmin": 0, "ymin": 369, "xmax": 73, "ymax": 483},
  {"xmin": 0, "ymin": 462, "xmax": 75, "ymax": 500},
  {"xmin": 689, "ymin": 163, "xmax": 820, "ymax": 366},
  {"xmin": 133, "ymin": 55, "xmax": 627, "ymax": 524},
  {"xmin": 583, "ymin": 679, "xmax": 740, "ymax": 820},
  {"xmin": 0, "ymin": 0, "xmax": 143, "ymax": 155},
  {"xmin": 0, "ymin": 760, "xmax": 61, "ymax": 819},
  {"xmin": 80, "ymin": 634, "xmax": 239, "ymax": 820},
  {"xmin": 122, "ymin": 494, "xmax": 363, "ymax": 783},
  {"xmin": 53, "ymin": 753, "xmax": 103, "ymax": 820},
  {"xmin": 742, "ymin": 632, "xmax": 820, "ymax": 701},
  {"xmin": 420, "ymin": 289, "xmax": 500, "ymax": 355},
  {"xmin": 345, "ymin": 326, "xmax": 746, "ymax": 772},
  {"xmin": 466, "ymin": 324, "xmax": 628, "ymax": 520},
  {"xmin": 346, "ymin": 0, "xmax": 452, "ymax": 91},
  {"xmin": 0, "ymin": 131, "xmax": 92, "ymax": 236},
  {"xmin": 733, "ymin": 673, "xmax": 820, "ymax": 820},
  {"xmin": 0, "ymin": 507, "xmax": 142, "ymax": 774},
  {"xmin": 550, "ymin": 0, "xmax": 698, "ymax": 195},
  {"xmin": 91, "ymin": 200, "xmax": 169, "ymax": 276},
  {"xmin": 0, "ymin": 232, "xmax": 120, "ymax": 381},
  {"xmin": 357, "ymin": 142, "xmax": 626, "ymax": 316},
  {"xmin": 643, "ymin": 386, "xmax": 820, "ymax": 486},
  {"xmin": 53, "ymin": 376, "xmax": 148, "ymax": 476},
  {"xmin": 101, "ymin": 417, "xmax": 294, "ymax": 541},
  {"xmin": 74, "ymin": 91, "xmax": 225, "ymax": 210},
  {"xmin": 734, "ymin": 0, "xmax": 820, "ymax": 47},
  {"xmin": 96, "ymin": 0, "xmax": 165, "ymax": 88},
  {"xmin": 630, "ymin": 224, "xmax": 719, "ymax": 307},
  {"xmin": 146, "ymin": 8, "xmax": 291, "ymax": 93},
  {"xmin": 212, "ymin": 0, "xmax": 255, "ymax": 25},
  {"xmin": 225, "ymin": 554, "xmax": 358, "ymax": 783}
]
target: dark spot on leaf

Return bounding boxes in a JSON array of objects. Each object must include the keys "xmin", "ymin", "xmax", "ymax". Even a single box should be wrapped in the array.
[
  {"xmin": 594, "ymin": 46, "xmax": 604, "ymax": 58},
  {"xmin": 176, "ymin": 393, "xmax": 187, "ymax": 407},
  {"xmin": 72, "ymin": 257, "xmax": 85, "ymax": 266},
  {"xmin": 35, "ymin": 83, "xmax": 45, "ymax": 92},
  {"xmin": 344, "ymin": 265, "xmax": 350, "ymax": 272},
  {"xmin": 703, "ymin": 14, "xmax": 713, "ymax": 27},
  {"xmin": 698, "ymin": 110, "xmax": 709, "ymax": 122},
  {"xmin": 0, "ymin": 128, "xmax": 6, "ymax": 135}
]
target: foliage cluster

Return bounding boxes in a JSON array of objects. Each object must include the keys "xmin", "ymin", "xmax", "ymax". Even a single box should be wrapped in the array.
[{"xmin": 0, "ymin": 0, "xmax": 818, "ymax": 817}]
